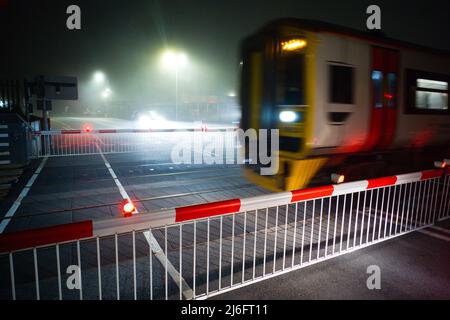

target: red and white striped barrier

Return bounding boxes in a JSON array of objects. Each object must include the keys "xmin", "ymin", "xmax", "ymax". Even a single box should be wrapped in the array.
[
  {"xmin": 33, "ymin": 127, "xmax": 237, "ymax": 135},
  {"xmin": 0, "ymin": 168, "xmax": 448, "ymax": 253}
]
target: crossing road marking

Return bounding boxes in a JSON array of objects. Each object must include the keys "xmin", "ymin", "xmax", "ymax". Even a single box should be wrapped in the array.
[
  {"xmin": 418, "ymin": 229, "xmax": 450, "ymax": 242},
  {"xmin": 97, "ymin": 146, "xmax": 193, "ymax": 299},
  {"xmin": 0, "ymin": 156, "xmax": 48, "ymax": 234}
]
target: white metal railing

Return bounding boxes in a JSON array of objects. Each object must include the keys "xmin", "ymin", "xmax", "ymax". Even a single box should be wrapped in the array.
[
  {"xmin": 0, "ymin": 168, "xmax": 449, "ymax": 300},
  {"xmin": 31, "ymin": 128, "xmax": 238, "ymax": 158}
]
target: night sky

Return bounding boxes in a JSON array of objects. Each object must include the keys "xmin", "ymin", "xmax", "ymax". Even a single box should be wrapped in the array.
[{"xmin": 1, "ymin": 0, "xmax": 450, "ymax": 109}]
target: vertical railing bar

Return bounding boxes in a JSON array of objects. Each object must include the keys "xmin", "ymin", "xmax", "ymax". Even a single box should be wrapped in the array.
[
  {"xmin": 394, "ymin": 184, "xmax": 403, "ymax": 235},
  {"xmin": 272, "ymin": 206, "xmax": 279, "ymax": 274},
  {"xmin": 383, "ymin": 187, "xmax": 392, "ymax": 238},
  {"xmin": 206, "ymin": 217, "xmax": 210, "ymax": 294},
  {"xmin": 402, "ymin": 183, "xmax": 411, "ymax": 232},
  {"xmin": 332, "ymin": 196, "xmax": 340, "ymax": 254},
  {"xmin": 353, "ymin": 192, "xmax": 361, "ymax": 248},
  {"xmin": 367, "ymin": 189, "xmax": 375, "ymax": 243},
  {"xmin": 372, "ymin": 188, "xmax": 380, "ymax": 242},
  {"xmin": 291, "ymin": 202, "xmax": 299, "ymax": 267},
  {"xmin": 419, "ymin": 180, "xmax": 429, "ymax": 226},
  {"xmin": 346, "ymin": 193, "xmax": 354, "ymax": 250},
  {"xmin": 282, "ymin": 204, "xmax": 289, "ymax": 269},
  {"xmin": 428, "ymin": 179, "xmax": 436, "ymax": 224},
  {"xmin": 377, "ymin": 188, "xmax": 385, "ymax": 240},
  {"xmin": 9, "ymin": 253, "xmax": 16, "ymax": 300},
  {"xmin": 193, "ymin": 221, "xmax": 197, "ymax": 296},
  {"xmin": 339, "ymin": 194, "xmax": 347, "ymax": 251},
  {"xmin": 425, "ymin": 179, "xmax": 433, "ymax": 224},
  {"xmin": 300, "ymin": 202, "xmax": 307, "ymax": 265},
  {"xmin": 219, "ymin": 216, "xmax": 223, "ymax": 290},
  {"xmin": 425, "ymin": 179, "xmax": 433, "ymax": 225},
  {"xmin": 438, "ymin": 176, "xmax": 446, "ymax": 220},
  {"xmin": 77, "ymin": 240, "xmax": 83, "ymax": 300},
  {"xmin": 325, "ymin": 197, "xmax": 332, "ymax": 255},
  {"xmin": 179, "ymin": 224, "xmax": 183, "ymax": 300},
  {"xmin": 149, "ymin": 228, "xmax": 153, "ymax": 300},
  {"xmin": 309, "ymin": 199, "xmax": 316, "ymax": 261},
  {"xmin": 133, "ymin": 230, "xmax": 137, "ymax": 300},
  {"xmin": 414, "ymin": 182, "xmax": 423, "ymax": 229},
  {"xmin": 389, "ymin": 186, "xmax": 397, "ymax": 235},
  {"xmin": 96, "ymin": 237, "xmax": 102, "ymax": 300},
  {"xmin": 400, "ymin": 183, "xmax": 408, "ymax": 231},
  {"xmin": 443, "ymin": 175, "xmax": 450, "ymax": 219},
  {"xmin": 432, "ymin": 178, "xmax": 440, "ymax": 223},
  {"xmin": 410, "ymin": 182, "xmax": 418, "ymax": 230},
  {"xmin": 317, "ymin": 198, "xmax": 324, "ymax": 258},
  {"xmin": 263, "ymin": 208, "xmax": 268, "ymax": 276},
  {"xmin": 115, "ymin": 233, "xmax": 120, "ymax": 300},
  {"xmin": 252, "ymin": 210, "xmax": 258, "ymax": 279},
  {"xmin": 230, "ymin": 215, "xmax": 234, "ymax": 286},
  {"xmin": 242, "ymin": 211, "xmax": 247, "ymax": 283},
  {"xmin": 56, "ymin": 244, "xmax": 62, "ymax": 300},
  {"xmin": 359, "ymin": 191, "xmax": 367, "ymax": 246},
  {"xmin": 164, "ymin": 226, "xmax": 168, "ymax": 300},
  {"xmin": 33, "ymin": 248, "xmax": 40, "ymax": 300}
]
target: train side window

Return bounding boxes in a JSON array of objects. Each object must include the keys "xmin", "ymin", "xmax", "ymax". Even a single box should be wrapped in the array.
[
  {"xmin": 405, "ymin": 69, "xmax": 450, "ymax": 114},
  {"xmin": 386, "ymin": 73, "xmax": 397, "ymax": 107},
  {"xmin": 371, "ymin": 70, "xmax": 383, "ymax": 108},
  {"xmin": 329, "ymin": 65, "xmax": 354, "ymax": 104},
  {"xmin": 415, "ymin": 79, "xmax": 448, "ymax": 110}
]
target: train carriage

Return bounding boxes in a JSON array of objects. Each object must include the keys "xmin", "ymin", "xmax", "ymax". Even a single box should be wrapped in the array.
[{"xmin": 239, "ymin": 19, "xmax": 450, "ymax": 191}]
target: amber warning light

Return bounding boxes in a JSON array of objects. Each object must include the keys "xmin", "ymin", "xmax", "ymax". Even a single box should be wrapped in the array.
[{"xmin": 281, "ymin": 39, "xmax": 307, "ymax": 51}]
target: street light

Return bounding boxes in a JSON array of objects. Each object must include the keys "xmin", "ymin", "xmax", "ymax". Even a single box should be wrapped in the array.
[
  {"xmin": 93, "ymin": 71, "xmax": 105, "ymax": 84},
  {"xmin": 161, "ymin": 50, "xmax": 188, "ymax": 121},
  {"xmin": 101, "ymin": 88, "xmax": 112, "ymax": 99}
]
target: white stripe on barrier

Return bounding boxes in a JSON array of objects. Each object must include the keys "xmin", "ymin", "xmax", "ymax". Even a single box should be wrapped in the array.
[
  {"xmin": 332, "ymin": 180, "xmax": 368, "ymax": 196},
  {"xmin": 396, "ymin": 172, "xmax": 422, "ymax": 184},
  {"xmin": 240, "ymin": 192, "xmax": 292, "ymax": 212}
]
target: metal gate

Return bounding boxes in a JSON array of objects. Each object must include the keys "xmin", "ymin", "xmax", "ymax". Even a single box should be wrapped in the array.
[{"xmin": 0, "ymin": 167, "xmax": 449, "ymax": 300}]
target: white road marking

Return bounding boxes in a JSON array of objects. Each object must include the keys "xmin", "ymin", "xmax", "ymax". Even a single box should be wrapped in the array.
[
  {"xmin": 143, "ymin": 231, "xmax": 193, "ymax": 299},
  {"xmin": 418, "ymin": 229, "xmax": 450, "ymax": 242},
  {"xmin": 97, "ymin": 146, "xmax": 193, "ymax": 299},
  {"xmin": 0, "ymin": 156, "xmax": 48, "ymax": 234}
]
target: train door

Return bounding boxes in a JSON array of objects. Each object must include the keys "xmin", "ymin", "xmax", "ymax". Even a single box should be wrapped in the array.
[{"xmin": 365, "ymin": 46, "xmax": 400, "ymax": 150}]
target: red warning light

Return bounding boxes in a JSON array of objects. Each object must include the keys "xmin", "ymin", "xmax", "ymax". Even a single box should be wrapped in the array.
[
  {"xmin": 121, "ymin": 200, "xmax": 137, "ymax": 217},
  {"xmin": 83, "ymin": 124, "xmax": 93, "ymax": 133},
  {"xmin": 384, "ymin": 93, "xmax": 393, "ymax": 100}
]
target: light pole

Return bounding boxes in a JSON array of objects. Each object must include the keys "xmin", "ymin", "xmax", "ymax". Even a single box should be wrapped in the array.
[{"xmin": 161, "ymin": 50, "xmax": 187, "ymax": 121}]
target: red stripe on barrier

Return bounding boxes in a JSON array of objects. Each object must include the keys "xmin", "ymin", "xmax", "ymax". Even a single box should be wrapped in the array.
[
  {"xmin": 175, "ymin": 199, "xmax": 241, "ymax": 222},
  {"xmin": 61, "ymin": 130, "xmax": 81, "ymax": 134},
  {"xmin": 291, "ymin": 185, "xmax": 334, "ymax": 202},
  {"xmin": 0, "ymin": 221, "xmax": 93, "ymax": 253},
  {"xmin": 421, "ymin": 169, "xmax": 443, "ymax": 180},
  {"xmin": 367, "ymin": 176, "xmax": 397, "ymax": 189}
]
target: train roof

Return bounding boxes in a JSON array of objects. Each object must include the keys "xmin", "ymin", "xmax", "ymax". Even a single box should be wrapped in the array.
[{"xmin": 245, "ymin": 18, "xmax": 450, "ymax": 57}]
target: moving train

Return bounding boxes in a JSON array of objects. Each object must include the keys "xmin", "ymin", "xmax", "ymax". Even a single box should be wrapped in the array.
[{"xmin": 239, "ymin": 19, "xmax": 450, "ymax": 191}]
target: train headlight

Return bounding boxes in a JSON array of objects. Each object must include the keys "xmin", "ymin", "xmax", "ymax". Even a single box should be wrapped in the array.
[
  {"xmin": 279, "ymin": 110, "xmax": 298, "ymax": 123},
  {"xmin": 281, "ymin": 39, "xmax": 307, "ymax": 51}
]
